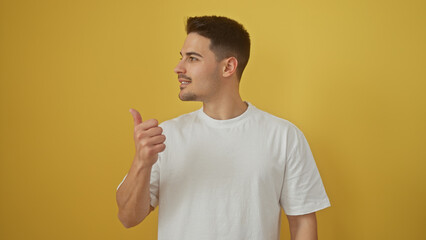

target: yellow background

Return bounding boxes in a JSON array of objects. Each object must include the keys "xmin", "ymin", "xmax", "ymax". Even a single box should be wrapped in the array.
[{"xmin": 1, "ymin": 0, "xmax": 425, "ymax": 239}]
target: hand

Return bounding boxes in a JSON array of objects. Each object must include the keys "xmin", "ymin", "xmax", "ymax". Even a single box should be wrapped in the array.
[{"xmin": 129, "ymin": 108, "xmax": 166, "ymax": 168}]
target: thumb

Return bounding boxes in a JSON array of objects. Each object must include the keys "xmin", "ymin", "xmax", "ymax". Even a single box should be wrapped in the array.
[{"xmin": 129, "ymin": 108, "xmax": 143, "ymax": 126}]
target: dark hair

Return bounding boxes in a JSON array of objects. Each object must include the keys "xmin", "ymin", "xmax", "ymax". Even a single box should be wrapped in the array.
[{"xmin": 186, "ymin": 16, "xmax": 250, "ymax": 80}]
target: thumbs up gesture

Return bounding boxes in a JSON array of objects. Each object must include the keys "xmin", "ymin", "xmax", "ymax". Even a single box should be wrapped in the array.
[{"xmin": 129, "ymin": 108, "xmax": 166, "ymax": 168}]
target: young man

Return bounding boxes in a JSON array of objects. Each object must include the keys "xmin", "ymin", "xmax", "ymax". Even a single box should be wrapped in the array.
[{"xmin": 116, "ymin": 16, "xmax": 330, "ymax": 240}]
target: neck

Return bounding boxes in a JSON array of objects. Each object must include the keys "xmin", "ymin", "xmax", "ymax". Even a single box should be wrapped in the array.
[{"xmin": 202, "ymin": 91, "xmax": 248, "ymax": 120}]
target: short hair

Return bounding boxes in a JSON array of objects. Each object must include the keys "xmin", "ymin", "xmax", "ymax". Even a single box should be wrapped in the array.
[{"xmin": 186, "ymin": 16, "xmax": 251, "ymax": 80}]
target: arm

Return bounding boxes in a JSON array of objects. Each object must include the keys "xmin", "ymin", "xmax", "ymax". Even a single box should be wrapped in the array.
[
  {"xmin": 116, "ymin": 109, "xmax": 165, "ymax": 228},
  {"xmin": 116, "ymin": 160, "xmax": 155, "ymax": 228},
  {"xmin": 287, "ymin": 212, "xmax": 318, "ymax": 240}
]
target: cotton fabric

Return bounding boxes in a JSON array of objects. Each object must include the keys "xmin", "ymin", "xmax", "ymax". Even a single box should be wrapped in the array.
[{"xmin": 117, "ymin": 102, "xmax": 330, "ymax": 239}]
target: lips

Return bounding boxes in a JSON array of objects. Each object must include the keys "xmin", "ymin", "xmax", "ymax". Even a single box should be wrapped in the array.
[
  {"xmin": 178, "ymin": 73, "xmax": 192, "ymax": 89},
  {"xmin": 179, "ymin": 79, "xmax": 191, "ymax": 89},
  {"xmin": 179, "ymin": 79, "xmax": 191, "ymax": 84}
]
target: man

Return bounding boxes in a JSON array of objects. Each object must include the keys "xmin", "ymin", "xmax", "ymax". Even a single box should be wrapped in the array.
[{"xmin": 116, "ymin": 16, "xmax": 330, "ymax": 240}]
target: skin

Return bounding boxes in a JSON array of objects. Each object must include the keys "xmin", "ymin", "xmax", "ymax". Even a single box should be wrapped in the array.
[
  {"xmin": 117, "ymin": 32, "xmax": 319, "ymax": 239},
  {"xmin": 288, "ymin": 212, "xmax": 318, "ymax": 240},
  {"xmin": 116, "ymin": 114, "xmax": 163, "ymax": 228},
  {"xmin": 174, "ymin": 32, "xmax": 248, "ymax": 120}
]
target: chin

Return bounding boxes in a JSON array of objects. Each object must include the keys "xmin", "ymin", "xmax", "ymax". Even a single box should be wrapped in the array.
[{"xmin": 179, "ymin": 91, "xmax": 198, "ymax": 101}]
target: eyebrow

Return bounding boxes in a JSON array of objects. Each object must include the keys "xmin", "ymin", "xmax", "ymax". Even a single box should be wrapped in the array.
[{"xmin": 180, "ymin": 51, "xmax": 203, "ymax": 58}]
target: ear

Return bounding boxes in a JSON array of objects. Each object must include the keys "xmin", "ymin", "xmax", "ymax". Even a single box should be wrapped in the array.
[{"xmin": 222, "ymin": 57, "xmax": 238, "ymax": 78}]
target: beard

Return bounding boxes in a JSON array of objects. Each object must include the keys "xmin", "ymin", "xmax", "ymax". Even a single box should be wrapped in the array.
[{"xmin": 178, "ymin": 89, "xmax": 198, "ymax": 101}]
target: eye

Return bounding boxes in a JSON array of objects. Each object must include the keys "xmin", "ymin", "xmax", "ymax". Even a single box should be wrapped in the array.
[{"xmin": 188, "ymin": 56, "xmax": 198, "ymax": 62}]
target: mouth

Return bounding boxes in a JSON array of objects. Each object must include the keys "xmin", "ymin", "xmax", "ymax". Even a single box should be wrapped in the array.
[{"xmin": 179, "ymin": 79, "xmax": 192, "ymax": 88}]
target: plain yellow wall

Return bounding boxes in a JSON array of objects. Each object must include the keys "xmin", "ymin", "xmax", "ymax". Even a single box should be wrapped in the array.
[{"xmin": 1, "ymin": 0, "xmax": 425, "ymax": 239}]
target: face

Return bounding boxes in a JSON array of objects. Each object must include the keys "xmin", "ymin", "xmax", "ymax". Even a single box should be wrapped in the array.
[{"xmin": 174, "ymin": 33, "xmax": 222, "ymax": 102}]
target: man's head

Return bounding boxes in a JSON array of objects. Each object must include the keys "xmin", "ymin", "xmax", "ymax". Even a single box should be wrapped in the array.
[
  {"xmin": 174, "ymin": 16, "xmax": 251, "ymax": 102},
  {"xmin": 186, "ymin": 16, "xmax": 250, "ymax": 80}
]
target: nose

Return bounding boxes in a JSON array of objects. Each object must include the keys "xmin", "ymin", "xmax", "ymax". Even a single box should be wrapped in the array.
[{"xmin": 174, "ymin": 59, "xmax": 186, "ymax": 74}]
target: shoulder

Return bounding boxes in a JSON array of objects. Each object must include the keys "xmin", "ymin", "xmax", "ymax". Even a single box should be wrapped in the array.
[{"xmin": 251, "ymin": 105, "xmax": 301, "ymax": 134}]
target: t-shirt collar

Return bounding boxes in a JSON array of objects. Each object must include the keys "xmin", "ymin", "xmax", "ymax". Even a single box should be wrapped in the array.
[{"xmin": 197, "ymin": 101, "xmax": 254, "ymax": 128}]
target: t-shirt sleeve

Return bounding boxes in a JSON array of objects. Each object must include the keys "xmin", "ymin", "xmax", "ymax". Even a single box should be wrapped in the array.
[
  {"xmin": 115, "ymin": 155, "xmax": 161, "ymax": 209},
  {"xmin": 149, "ymin": 156, "xmax": 160, "ymax": 208},
  {"xmin": 116, "ymin": 174, "xmax": 127, "ymax": 191},
  {"xmin": 279, "ymin": 125, "xmax": 331, "ymax": 215}
]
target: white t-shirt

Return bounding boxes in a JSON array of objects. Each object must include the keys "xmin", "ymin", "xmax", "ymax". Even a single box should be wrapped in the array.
[{"xmin": 117, "ymin": 102, "xmax": 330, "ymax": 239}]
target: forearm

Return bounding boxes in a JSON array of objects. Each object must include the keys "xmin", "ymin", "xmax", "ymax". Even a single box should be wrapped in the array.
[
  {"xmin": 287, "ymin": 212, "xmax": 318, "ymax": 240},
  {"xmin": 116, "ymin": 159, "xmax": 153, "ymax": 228}
]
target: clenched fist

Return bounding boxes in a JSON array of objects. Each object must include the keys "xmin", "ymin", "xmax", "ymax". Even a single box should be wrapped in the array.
[{"xmin": 129, "ymin": 108, "xmax": 166, "ymax": 168}]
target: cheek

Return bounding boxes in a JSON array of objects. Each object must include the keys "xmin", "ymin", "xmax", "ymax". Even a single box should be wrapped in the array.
[{"xmin": 190, "ymin": 62, "xmax": 221, "ymax": 87}]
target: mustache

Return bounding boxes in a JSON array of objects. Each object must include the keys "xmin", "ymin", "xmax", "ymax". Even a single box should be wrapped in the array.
[{"xmin": 178, "ymin": 74, "xmax": 192, "ymax": 81}]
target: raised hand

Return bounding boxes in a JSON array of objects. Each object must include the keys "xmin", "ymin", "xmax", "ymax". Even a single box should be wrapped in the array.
[{"xmin": 129, "ymin": 108, "xmax": 166, "ymax": 168}]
